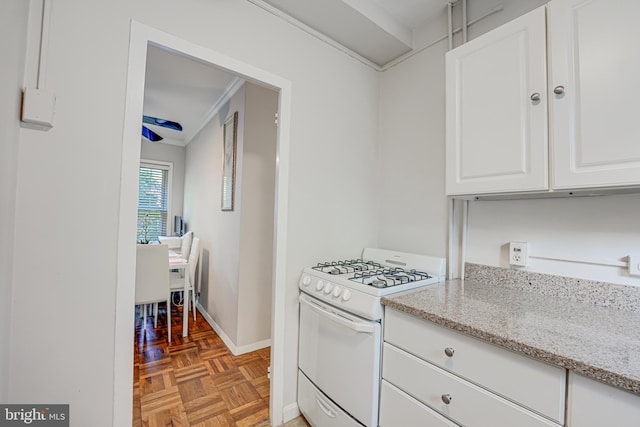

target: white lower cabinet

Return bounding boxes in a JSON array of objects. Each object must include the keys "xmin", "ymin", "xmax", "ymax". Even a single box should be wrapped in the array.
[
  {"xmin": 382, "ymin": 344, "xmax": 560, "ymax": 427},
  {"xmin": 380, "ymin": 380, "xmax": 458, "ymax": 427},
  {"xmin": 381, "ymin": 308, "xmax": 565, "ymax": 426},
  {"xmin": 567, "ymin": 373, "xmax": 640, "ymax": 427}
]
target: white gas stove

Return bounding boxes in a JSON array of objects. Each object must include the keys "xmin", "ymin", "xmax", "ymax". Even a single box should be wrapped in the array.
[
  {"xmin": 297, "ymin": 248, "xmax": 447, "ymax": 427},
  {"xmin": 299, "ymin": 247, "xmax": 446, "ymax": 320}
]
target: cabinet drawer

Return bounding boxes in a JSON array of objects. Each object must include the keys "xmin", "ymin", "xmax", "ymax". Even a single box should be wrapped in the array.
[
  {"xmin": 384, "ymin": 308, "xmax": 565, "ymax": 423},
  {"xmin": 383, "ymin": 343, "xmax": 560, "ymax": 427},
  {"xmin": 380, "ymin": 380, "xmax": 459, "ymax": 427}
]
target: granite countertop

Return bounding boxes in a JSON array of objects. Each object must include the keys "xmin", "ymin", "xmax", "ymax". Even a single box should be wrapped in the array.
[{"xmin": 382, "ymin": 277, "xmax": 640, "ymax": 395}]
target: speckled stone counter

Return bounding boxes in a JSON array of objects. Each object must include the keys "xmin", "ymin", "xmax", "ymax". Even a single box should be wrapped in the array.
[{"xmin": 381, "ymin": 265, "xmax": 640, "ymax": 395}]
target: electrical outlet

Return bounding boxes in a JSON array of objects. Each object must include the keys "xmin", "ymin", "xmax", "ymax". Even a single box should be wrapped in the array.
[
  {"xmin": 509, "ymin": 242, "xmax": 528, "ymax": 267},
  {"xmin": 629, "ymin": 254, "xmax": 640, "ymax": 277}
]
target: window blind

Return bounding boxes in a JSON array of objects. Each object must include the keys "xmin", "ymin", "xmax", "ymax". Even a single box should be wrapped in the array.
[{"xmin": 137, "ymin": 165, "xmax": 169, "ymax": 243}]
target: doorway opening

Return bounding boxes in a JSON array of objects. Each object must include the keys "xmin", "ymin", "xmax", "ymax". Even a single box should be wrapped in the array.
[{"xmin": 115, "ymin": 21, "xmax": 292, "ymax": 426}]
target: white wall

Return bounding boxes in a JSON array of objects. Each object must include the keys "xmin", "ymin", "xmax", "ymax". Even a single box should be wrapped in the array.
[
  {"xmin": 466, "ymin": 195, "xmax": 640, "ymax": 286},
  {"xmin": 377, "ymin": 43, "xmax": 449, "ymax": 257},
  {"xmin": 237, "ymin": 83, "xmax": 277, "ymax": 348},
  {"xmin": 186, "ymin": 84, "xmax": 246, "ymax": 346},
  {"xmin": 7, "ymin": 1, "xmax": 379, "ymax": 425},
  {"xmin": 0, "ymin": 0, "xmax": 29, "ymax": 403},
  {"xmin": 186, "ymin": 82, "xmax": 278, "ymax": 353},
  {"xmin": 140, "ymin": 139, "xmax": 186, "ymax": 229},
  {"xmin": 377, "ymin": 0, "xmax": 547, "ymax": 258}
]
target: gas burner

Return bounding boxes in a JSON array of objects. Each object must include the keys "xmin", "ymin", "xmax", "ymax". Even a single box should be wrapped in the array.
[
  {"xmin": 349, "ymin": 268, "xmax": 432, "ymax": 288},
  {"xmin": 312, "ymin": 259, "xmax": 384, "ymax": 275},
  {"xmin": 300, "ymin": 248, "xmax": 446, "ymax": 320}
]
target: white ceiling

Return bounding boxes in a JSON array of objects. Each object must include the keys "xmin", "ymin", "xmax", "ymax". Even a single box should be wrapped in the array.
[
  {"xmin": 143, "ymin": 0, "xmax": 449, "ymax": 146},
  {"xmin": 258, "ymin": 0, "xmax": 449, "ymax": 65},
  {"xmin": 369, "ymin": 0, "xmax": 449, "ymax": 30},
  {"xmin": 143, "ymin": 45, "xmax": 239, "ymax": 147}
]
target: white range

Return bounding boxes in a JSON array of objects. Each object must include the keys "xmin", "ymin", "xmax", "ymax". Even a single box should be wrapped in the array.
[{"xmin": 297, "ymin": 248, "xmax": 446, "ymax": 427}]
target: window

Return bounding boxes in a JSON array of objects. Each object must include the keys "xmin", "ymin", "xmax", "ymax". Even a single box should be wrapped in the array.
[{"xmin": 137, "ymin": 161, "xmax": 172, "ymax": 243}]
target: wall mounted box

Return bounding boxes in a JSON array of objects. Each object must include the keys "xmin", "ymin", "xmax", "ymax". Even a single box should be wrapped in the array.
[{"xmin": 21, "ymin": 87, "xmax": 56, "ymax": 130}]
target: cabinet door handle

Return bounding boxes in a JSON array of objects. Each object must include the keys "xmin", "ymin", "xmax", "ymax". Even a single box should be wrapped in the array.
[
  {"xmin": 444, "ymin": 347, "xmax": 455, "ymax": 357},
  {"xmin": 553, "ymin": 85, "xmax": 565, "ymax": 95},
  {"xmin": 441, "ymin": 394, "xmax": 453, "ymax": 405},
  {"xmin": 530, "ymin": 92, "xmax": 541, "ymax": 102}
]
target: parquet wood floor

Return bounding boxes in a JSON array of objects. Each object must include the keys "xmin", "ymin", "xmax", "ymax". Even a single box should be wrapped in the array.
[{"xmin": 133, "ymin": 302, "xmax": 309, "ymax": 427}]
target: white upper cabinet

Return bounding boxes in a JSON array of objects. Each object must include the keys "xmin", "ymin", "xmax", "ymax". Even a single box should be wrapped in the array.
[
  {"xmin": 446, "ymin": 6, "xmax": 548, "ymax": 196},
  {"xmin": 548, "ymin": 0, "xmax": 640, "ymax": 189},
  {"xmin": 446, "ymin": 0, "xmax": 640, "ymax": 196}
]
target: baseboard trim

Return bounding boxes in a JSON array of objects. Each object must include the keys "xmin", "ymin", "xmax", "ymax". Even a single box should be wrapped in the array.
[
  {"xmin": 197, "ymin": 303, "xmax": 236, "ymax": 353},
  {"xmin": 237, "ymin": 338, "xmax": 271, "ymax": 355},
  {"xmin": 282, "ymin": 402, "xmax": 301, "ymax": 423},
  {"xmin": 196, "ymin": 303, "xmax": 270, "ymax": 356}
]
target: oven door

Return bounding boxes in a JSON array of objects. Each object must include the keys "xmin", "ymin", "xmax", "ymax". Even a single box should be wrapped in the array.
[{"xmin": 298, "ymin": 292, "xmax": 381, "ymax": 427}]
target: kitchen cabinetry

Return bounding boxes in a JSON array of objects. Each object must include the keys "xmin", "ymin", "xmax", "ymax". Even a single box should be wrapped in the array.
[
  {"xmin": 445, "ymin": 6, "xmax": 548, "ymax": 195},
  {"xmin": 548, "ymin": 0, "xmax": 640, "ymax": 190},
  {"xmin": 446, "ymin": 0, "xmax": 640, "ymax": 196},
  {"xmin": 380, "ymin": 308, "xmax": 565, "ymax": 426},
  {"xmin": 567, "ymin": 373, "xmax": 640, "ymax": 427},
  {"xmin": 380, "ymin": 380, "xmax": 458, "ymax": 427}
]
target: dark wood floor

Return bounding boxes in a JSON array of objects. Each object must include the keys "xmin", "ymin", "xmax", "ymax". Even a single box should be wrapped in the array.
[{"xmin": 133, "ymin": 302, "xmax": 308, "ymax": 426}]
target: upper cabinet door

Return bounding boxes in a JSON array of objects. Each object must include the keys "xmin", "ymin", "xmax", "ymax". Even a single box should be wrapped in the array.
[
  {"xmin": 446, "ymin": 6, "xmax": 548, "ymax": 196},
  {"xmin": 549, "ymin": 0, "xmax": 640, "ymax": 190}
]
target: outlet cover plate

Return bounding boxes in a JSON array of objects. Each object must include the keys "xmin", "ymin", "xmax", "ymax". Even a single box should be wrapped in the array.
[
  {"xmin": 629, "ymin": 254, "xmax": 640, "ymax": 277},
  {"xmin": 509, "ymin": 242, "xmax": 528, "ymax": 267}
]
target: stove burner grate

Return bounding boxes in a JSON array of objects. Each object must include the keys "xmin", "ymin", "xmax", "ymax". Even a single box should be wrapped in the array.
[
  {"xmin": 312, "ymin": 259, "xmax": 384, "ymax": 275},
  {"xmin": 349, "ymin": 268, "xmax": 432, "ymax": 288}
]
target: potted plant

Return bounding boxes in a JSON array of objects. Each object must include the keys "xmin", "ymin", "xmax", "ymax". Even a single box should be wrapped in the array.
[{"xmin": 137, "ymin": 213, "xmax": 152, "ymax": 244}]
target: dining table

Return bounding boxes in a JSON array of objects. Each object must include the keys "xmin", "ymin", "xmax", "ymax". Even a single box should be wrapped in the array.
[{"xmin": 168, "ymin": 254, "xmax": 190, "ymax": 337}]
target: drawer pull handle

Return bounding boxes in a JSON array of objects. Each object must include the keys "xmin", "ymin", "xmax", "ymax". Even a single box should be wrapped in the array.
[
  {"xmin": 444, "ymin": 347, "xmax": 455, "ymax": 357},
  {"xmin": 441, "ymin": 393, "xmax": 453, "ymax": 405},
  {"xmin": 553, "ymin": 85, "xmax": 565, "ymax": 95},
  {"xmin": 530, "ymin": 92, "xmax": 540, "ymax": 102}
]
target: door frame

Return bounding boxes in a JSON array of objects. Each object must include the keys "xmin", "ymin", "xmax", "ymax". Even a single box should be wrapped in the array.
[{"xmin": 114, "ymin": 20, "xmax": 292, "ymax": 426}]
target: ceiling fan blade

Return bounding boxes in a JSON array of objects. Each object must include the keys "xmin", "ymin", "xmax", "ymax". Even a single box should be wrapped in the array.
[
  {"xmin": 142, "ymin": 125, "xmax": 163, "ymax": 142},
  {"xmin": 143, "ymin": 115, "xmax": 183, "ymax": 131}
]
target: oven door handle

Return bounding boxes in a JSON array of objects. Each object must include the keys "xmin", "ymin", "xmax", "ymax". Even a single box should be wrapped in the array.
[{"xmin": 300, "ymin": 296, "xmax": 375, "ymax": 334}]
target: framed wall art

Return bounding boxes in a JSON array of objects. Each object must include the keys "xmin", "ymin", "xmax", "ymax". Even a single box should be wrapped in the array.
[{"xmin": 221, "ymin": 111, "xmax": 238, "ymax": 211}]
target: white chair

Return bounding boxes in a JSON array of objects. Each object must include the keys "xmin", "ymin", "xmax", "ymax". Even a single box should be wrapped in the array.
[
  {"xmin": 178, "ymin": 231, "xmax": 193, "ymax": 260},
  {"xmin": 170, "ymin": 237, "xmax": 200, "ymax": 321},
  {"xmin": 135, "ymin": 244, "xmax": 171, "ymax": 342}
]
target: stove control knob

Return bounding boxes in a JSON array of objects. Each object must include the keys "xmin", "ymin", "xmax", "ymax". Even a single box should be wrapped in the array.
[
  {"xmin": 342, "ymin": 289, "xmax": 352, "ymax": 301},
  {"xmin": 332, "ymin": 286, "xmax": 342, "ymax": 298},
  {"xmin": 315, "ymin": 280, "xmax": 324, "ymax": 291},
  {"xmin": 301, "ymin": 275, "xmax": 311, "ymax": 286},
  {"xmin": 323, "ymin": 282, "xmax": 334, "ymax": 294}
]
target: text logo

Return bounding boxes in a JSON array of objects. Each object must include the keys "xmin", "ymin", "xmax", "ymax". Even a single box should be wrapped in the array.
[{"xmin": 0, "ymin": 405, "xmax": 68, "ymax": 426}]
